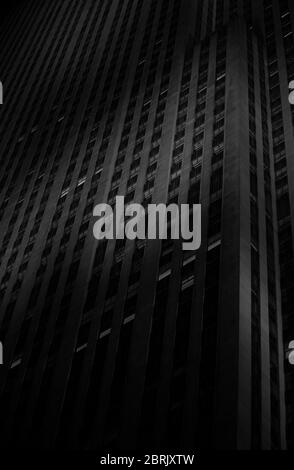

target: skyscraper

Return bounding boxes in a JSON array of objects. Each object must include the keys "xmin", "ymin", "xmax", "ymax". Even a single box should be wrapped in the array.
[{"xmin": 0, "ymin": 0, "xmax": 292, "ymax": 451}]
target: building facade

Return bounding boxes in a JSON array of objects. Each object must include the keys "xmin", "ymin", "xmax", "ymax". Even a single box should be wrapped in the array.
[{"xmin": 0, "ymin": 0, "xmax": 292, "ymax": 450}]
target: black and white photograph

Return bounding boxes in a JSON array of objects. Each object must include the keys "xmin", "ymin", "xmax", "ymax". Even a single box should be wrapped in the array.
[{"xmin": 0, "ymin": 0, "xmax": 293, "ymax": 464}]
